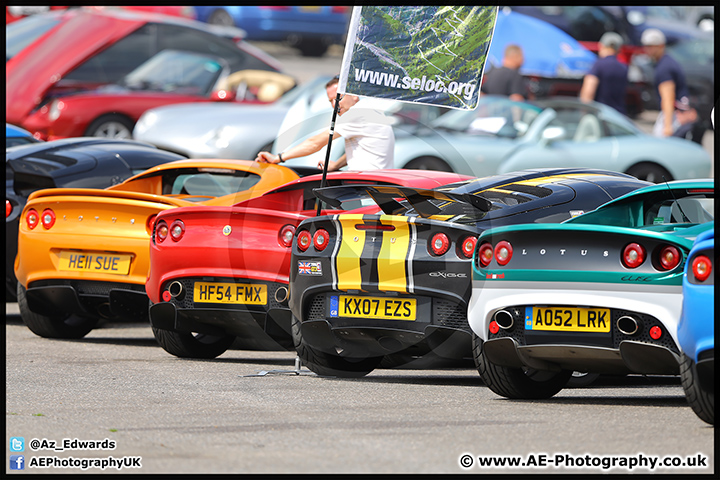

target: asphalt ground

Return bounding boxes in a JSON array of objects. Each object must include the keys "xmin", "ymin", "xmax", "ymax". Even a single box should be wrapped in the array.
[{"xmin": 5, "ymin": 316, "xmax": 715, "ymax": 474}]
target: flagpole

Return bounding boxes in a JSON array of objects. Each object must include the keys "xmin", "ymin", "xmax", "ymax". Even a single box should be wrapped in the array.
[{"xmin": 316, "ymin": 92, "xmax": 341, "ymax": 216}]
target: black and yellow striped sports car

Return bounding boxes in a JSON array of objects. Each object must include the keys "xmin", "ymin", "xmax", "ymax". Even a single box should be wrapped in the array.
[{"xmin": 288, "ymin": 168, "xmax": 651, "ymax": 376}]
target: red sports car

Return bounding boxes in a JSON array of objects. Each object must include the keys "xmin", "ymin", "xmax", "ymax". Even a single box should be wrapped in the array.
[
  {"xmin": 146, "ymin": 170, "xmax": 471, "ymax": 358},
  {"xmin": 6, "ymin": 8, "xmax": 287, "ymax": 140}
]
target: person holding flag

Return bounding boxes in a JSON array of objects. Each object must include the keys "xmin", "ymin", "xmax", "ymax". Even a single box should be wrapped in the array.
[{"xmin": 255, "ymin": 76, "xmax": 395, "ymax": 171}]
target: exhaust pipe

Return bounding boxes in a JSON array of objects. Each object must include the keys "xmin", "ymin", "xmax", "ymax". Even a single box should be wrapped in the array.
[
  {"xmin": 168, "ymin": 281, "xmax": 184, "ymax": 300},
  {"xmin": 493, "ymin": 310, "xmax": 514, "ymax": 330},
  {"xmin": 617, "ymin": 315, "xmax": 639, "ymax": 335},
  {"xmin": 274, "ymin": 286, "xmax": 289, "ymax": 304},
  {"xmin": 96, "ymin": 302, "xmax": 112, "ymax": 319}
]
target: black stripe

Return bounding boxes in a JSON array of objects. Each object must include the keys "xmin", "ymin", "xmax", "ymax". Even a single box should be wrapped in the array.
[{"xmin": 358, "ymin": 216, "xmax": 385, "ymax": 292}]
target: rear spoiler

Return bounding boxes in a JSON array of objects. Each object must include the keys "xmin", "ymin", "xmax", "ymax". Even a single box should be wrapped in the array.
[
  {"xmin": 312, "ymin": 184, "xmax": 492, "ymax": 218},
  {"xmin": 26, "ymin": 188, "xmax": 197, "ymax": 208}
]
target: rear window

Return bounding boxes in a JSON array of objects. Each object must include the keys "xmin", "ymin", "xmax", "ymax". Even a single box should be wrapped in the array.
[{"xmin": 161, "ymin": 168, "xmax": 261, "ymax": 200}]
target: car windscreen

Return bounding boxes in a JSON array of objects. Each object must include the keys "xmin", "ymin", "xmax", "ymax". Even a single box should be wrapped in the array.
[
  {"xmin": 121, "ymin": 50, "xmax": 227, "ymax": 96},
  {"xmin": 430, "ymin": 96, "xmax": 542, "ymax": 139},
  {"xmin": 6, "ymin": 12, "xmax": 62, "ymax": 60}
]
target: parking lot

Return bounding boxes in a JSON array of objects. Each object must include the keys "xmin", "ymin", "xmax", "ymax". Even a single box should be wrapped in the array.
[
  {"xmin": 5, "ymin": 313, "xmax": 714, "ymax": 474},
  {"xmin": 7, "ymin": 27, "xmax": 714, "ymax": 475}
]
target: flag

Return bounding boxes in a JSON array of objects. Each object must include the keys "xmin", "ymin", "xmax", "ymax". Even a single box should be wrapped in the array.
[{"xmin": 338, "ymin": 6, "xmax": 498, "ymax": 110}]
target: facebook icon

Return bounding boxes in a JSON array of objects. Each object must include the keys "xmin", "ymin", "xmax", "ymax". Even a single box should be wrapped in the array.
[{"xmin": 10, "ymin": 455, "xmax": 25, "ymax": 470}]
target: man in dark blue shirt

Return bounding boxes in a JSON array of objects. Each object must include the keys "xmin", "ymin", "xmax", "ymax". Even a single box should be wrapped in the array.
[
  {"xmin": 579, "ymin": 32, "xmax": 628, "ymax": 114},
  {"xmin": 481, "ymin": 44, "xmax": 526, "ymax": 102},
  {"xmin": 641, "ymin": 28, "xmax": 689, "ymax": 137}
]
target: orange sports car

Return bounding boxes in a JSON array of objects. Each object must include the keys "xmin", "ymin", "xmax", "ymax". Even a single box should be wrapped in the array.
[{"xmin": 14, "ymin": 159, "xmax": 302, "ymax": 339}]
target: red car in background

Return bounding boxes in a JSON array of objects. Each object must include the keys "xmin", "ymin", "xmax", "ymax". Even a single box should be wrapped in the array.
[
  {"xmin": 6, "ymin": 8, "xmax": 288, "ymax": 140},
  {"xmin": 146, "ymin": 170, "xmax": 472, "ymax": 359}
]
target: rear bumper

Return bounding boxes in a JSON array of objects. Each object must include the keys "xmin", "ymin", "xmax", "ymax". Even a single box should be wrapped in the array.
[{"xmin": 26, "ymin": 280, "xmax": 148, "ymax": 321}]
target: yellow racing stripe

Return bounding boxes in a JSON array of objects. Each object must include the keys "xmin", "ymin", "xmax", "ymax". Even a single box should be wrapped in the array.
[
  {"xmin": 377, "ymin": 215, "xmax": 411, "ymax": 294},
  {"xmin": 335, "ymin": 215, "xmax": 365, "ymax": 291}
]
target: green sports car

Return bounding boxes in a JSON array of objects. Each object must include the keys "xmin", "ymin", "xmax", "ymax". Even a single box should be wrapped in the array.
[{"xmin": 468, "ymin": 179, "xmax": 714, "ymax": 399}]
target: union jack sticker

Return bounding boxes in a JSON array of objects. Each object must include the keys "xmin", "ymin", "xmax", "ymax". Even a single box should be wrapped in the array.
[
  {"xmin": 486, "ymin": 273, "xmax": 505, "ymax": 279},
  {"xmin": 298, "ymin": 261, "xmax": 322, "ymax": 276}
]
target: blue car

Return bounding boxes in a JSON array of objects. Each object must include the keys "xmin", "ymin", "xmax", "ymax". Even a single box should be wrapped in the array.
[
  {"xmin": 194, "ymin": 6, "xmax": 350, "ymax": 57},
  {"xmin": 677, "ymin": 229, "xmax": 714, "ymax": 425},
  {"xmin": 6, "ymin": 124, "xmax": 39, "ymax": 148}
]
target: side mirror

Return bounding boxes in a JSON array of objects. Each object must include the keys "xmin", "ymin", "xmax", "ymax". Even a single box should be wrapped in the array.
[
  {"xmin": 540, "ymin": 126, "xmax": 566, "ymax": 146},
  {"xmin": 210, "ymin": 89, "xmax": 236, "ymax": 102}
]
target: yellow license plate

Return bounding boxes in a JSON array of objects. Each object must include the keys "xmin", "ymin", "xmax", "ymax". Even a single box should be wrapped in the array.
[
  {"xmin": 300, "ymin": 6, "xmax": 321, "ymax": 12},
  {"xmin": 58, "ymin": 251, "xmax": 131, "ymax": 275},
  {"xmin": 330, "ymin": 295, "xmax": 416, "ymax": 321},
  {"xmin": 525, "ymin": 307, "xmax": 611, "ymax": 333},
  {"xmin": 193, "ymin": 282, "xmax": 267, "ymax": 305}
]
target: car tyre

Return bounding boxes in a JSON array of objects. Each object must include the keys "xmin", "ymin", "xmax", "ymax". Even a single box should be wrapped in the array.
[
  {"xmin": 291, "ymin": 315, "xmax": 381, "ymax": 377},
  {"xmin": 626, "ymin": 163, "xmax": 673, "ymax": 184},
  {"xmin": 85, "ymin": 114, "xmax": 134, "ymax": 139},
  {"xmin": 404, "ymin": 156, "xmax": 453, "ymax": 172},
  {"xmin": 472, "ymin": 335, "xmax": 571, "ymax": 399},
  {"xmin": 679, "ymin": 353, "xmax": 714, "ymax": 425},
  {"xmin": 296, "ymin": 39, "xmax": 329, "ymax": 57},
  {"xmin": 151, "ymin": 327, "xmax": 235, "ymax": 359},
  {"xmin": 17, "ymin": 284, "xmax": 98, "ymax": 339},
  {"xmin": 208, "ymin": 9, "xmax": 234, "ymax": 26}
]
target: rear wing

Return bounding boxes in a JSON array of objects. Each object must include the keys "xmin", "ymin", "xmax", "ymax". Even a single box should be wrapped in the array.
[
  {"xmin": 25, "ymin": 188, "xmax": 198, "ymax": 208},
  {"xmin": 312, "ymin": 184, "xmax": 492, "ymax": 218}
]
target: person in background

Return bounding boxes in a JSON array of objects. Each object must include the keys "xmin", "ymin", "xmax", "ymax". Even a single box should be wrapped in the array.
[
  {"xmin": 579, "ymin": 32, "xmax": 628, "ymax": 115},
  {"xmin": 255, "ymin": 76, "xmax": 394, "ymax": 171},
  {"xmin": 480, "ymin": 44, "xmax": 526, "ymax": 102},
  {"xmin": 640, "ymin": 28, "xmax": 689, "ymax": 138},
  {"xmin": 672, "ymin": 97, "xmax": 704, "ymax": 145}
]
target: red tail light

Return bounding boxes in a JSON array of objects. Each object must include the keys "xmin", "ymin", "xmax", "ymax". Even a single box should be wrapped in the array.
[
  {"xmin": 41, "ymin": 208, "xmax": 55, "ymax": 229},
  {"xmin": 460, "ymin": 236, "xmax": 477, "ymax": 259},
  {"xmin": 297, "ymin": 230, "xmax": 312, "ymax": 252},
  {"xmin": 26, "ymin": 209, "xmax": 39, "ymax": 229},
  {"xmin": 169, "ymin": 220, "xmax": 185, "ymax": 242},
  {"xmin": 156, "ymin": 221, "xmax": 168, "ymax": 243},
  {"xmin": 658, "ymin": 245, "xmax": 681, "ymax": 271},
  {"xmin": 313, "ymin": 229, "xmax": 330, "ymax": 251},
  {"xmin": 489, "ymin": 320, "xmax": 499, "ymax": 334},
  {"xmin": 279, "ymin": 224, "xmax": 296, "ymax": 248},
  {"xmin": 692, "ymin": 255, "xmax": 712, "ymax": 282},
  {"xmin": 6, "ymin": 200, "xmax": 11, "ymax": 218},
  {"xmin": 429, "ymin": 232, "xmax": 450, "ymax": 256},
  {"xmin": 478, "ymin": 242, "xmax": 494, "ymax": 267},
  {"xmin": 146, "ymin": 214, "xmax": 157, "ymax": 234},
  {"xmin": 622, "ymin": 243, "xmax": 646, "ymax": 268},
  {"xmin": 649, "ymin": 326, "xmax": 662, "ymax": 340},
  {"xmin": 494, "ymin": 240, "xmax": 513, "ymax": 266}
]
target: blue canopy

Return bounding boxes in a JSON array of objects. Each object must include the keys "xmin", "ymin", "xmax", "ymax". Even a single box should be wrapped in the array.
[{"xmin": 487, "ymin": 9, "xmax": 597, "ymax": 78}]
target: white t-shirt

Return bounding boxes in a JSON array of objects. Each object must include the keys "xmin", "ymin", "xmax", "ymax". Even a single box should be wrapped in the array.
[{"xmin": 334, "ymin": 99, "xmax": 395, "ymax": 170}]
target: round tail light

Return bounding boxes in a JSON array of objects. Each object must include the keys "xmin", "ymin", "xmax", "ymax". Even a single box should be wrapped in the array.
[
  {"xmin": 279, "ymin": 224, "xmax": 296, "ymax": 248},
  {"xmin": 169, "ymin": 220, "xmax": 185, "ymax": 241},
  {"xmin": 658, "ymin": 245, "xmax": 681, "ymax": 271},
  {"xmin": 649, "ymin": 326, "xmax": 662, "ymax": 340},
  {"xmin": 313, "ymin": 228, "xmax": 330, "ymax": 251},
  {"xmin": 494, "ymin": 240, "xmax": 513, "ymax": 266},
  {"xmin": 6, "ymin": 200, "xmax": 11, "ymax": 218},
  {"xmin": 478, "ymin": 242, "xmax": 494, "ymax": 267},
  {"xmin": 622, "ymin": 243, "xmax": 646, "ymax": 268},
  {"xmin": 460, "ymin": 236, "xmax": 477, "ymax": 259},
  {"xmin": 41, "ymin": 208, "xmax": 56, "ymax": 229},
  {"xmin": 692, "ymin": 255, "xmax": 712, "ymax": 282},
  {"xmin": 489, "ymin": 320, "xmax": 500, "ymax": 335},
  {"xmin": 156, "ymin": 221, "xmax": 169, "ymax": 243},
  {"xmin": 297, "ymin": 230, "xmax": 312, "ymax": 252},
  {"xmin": 26, "ymin": 209, "xmax": 39, "ymax": 229},
  {"xmin": 429, "ymin": 232, "xmax": 450, "ymax": 256}
]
